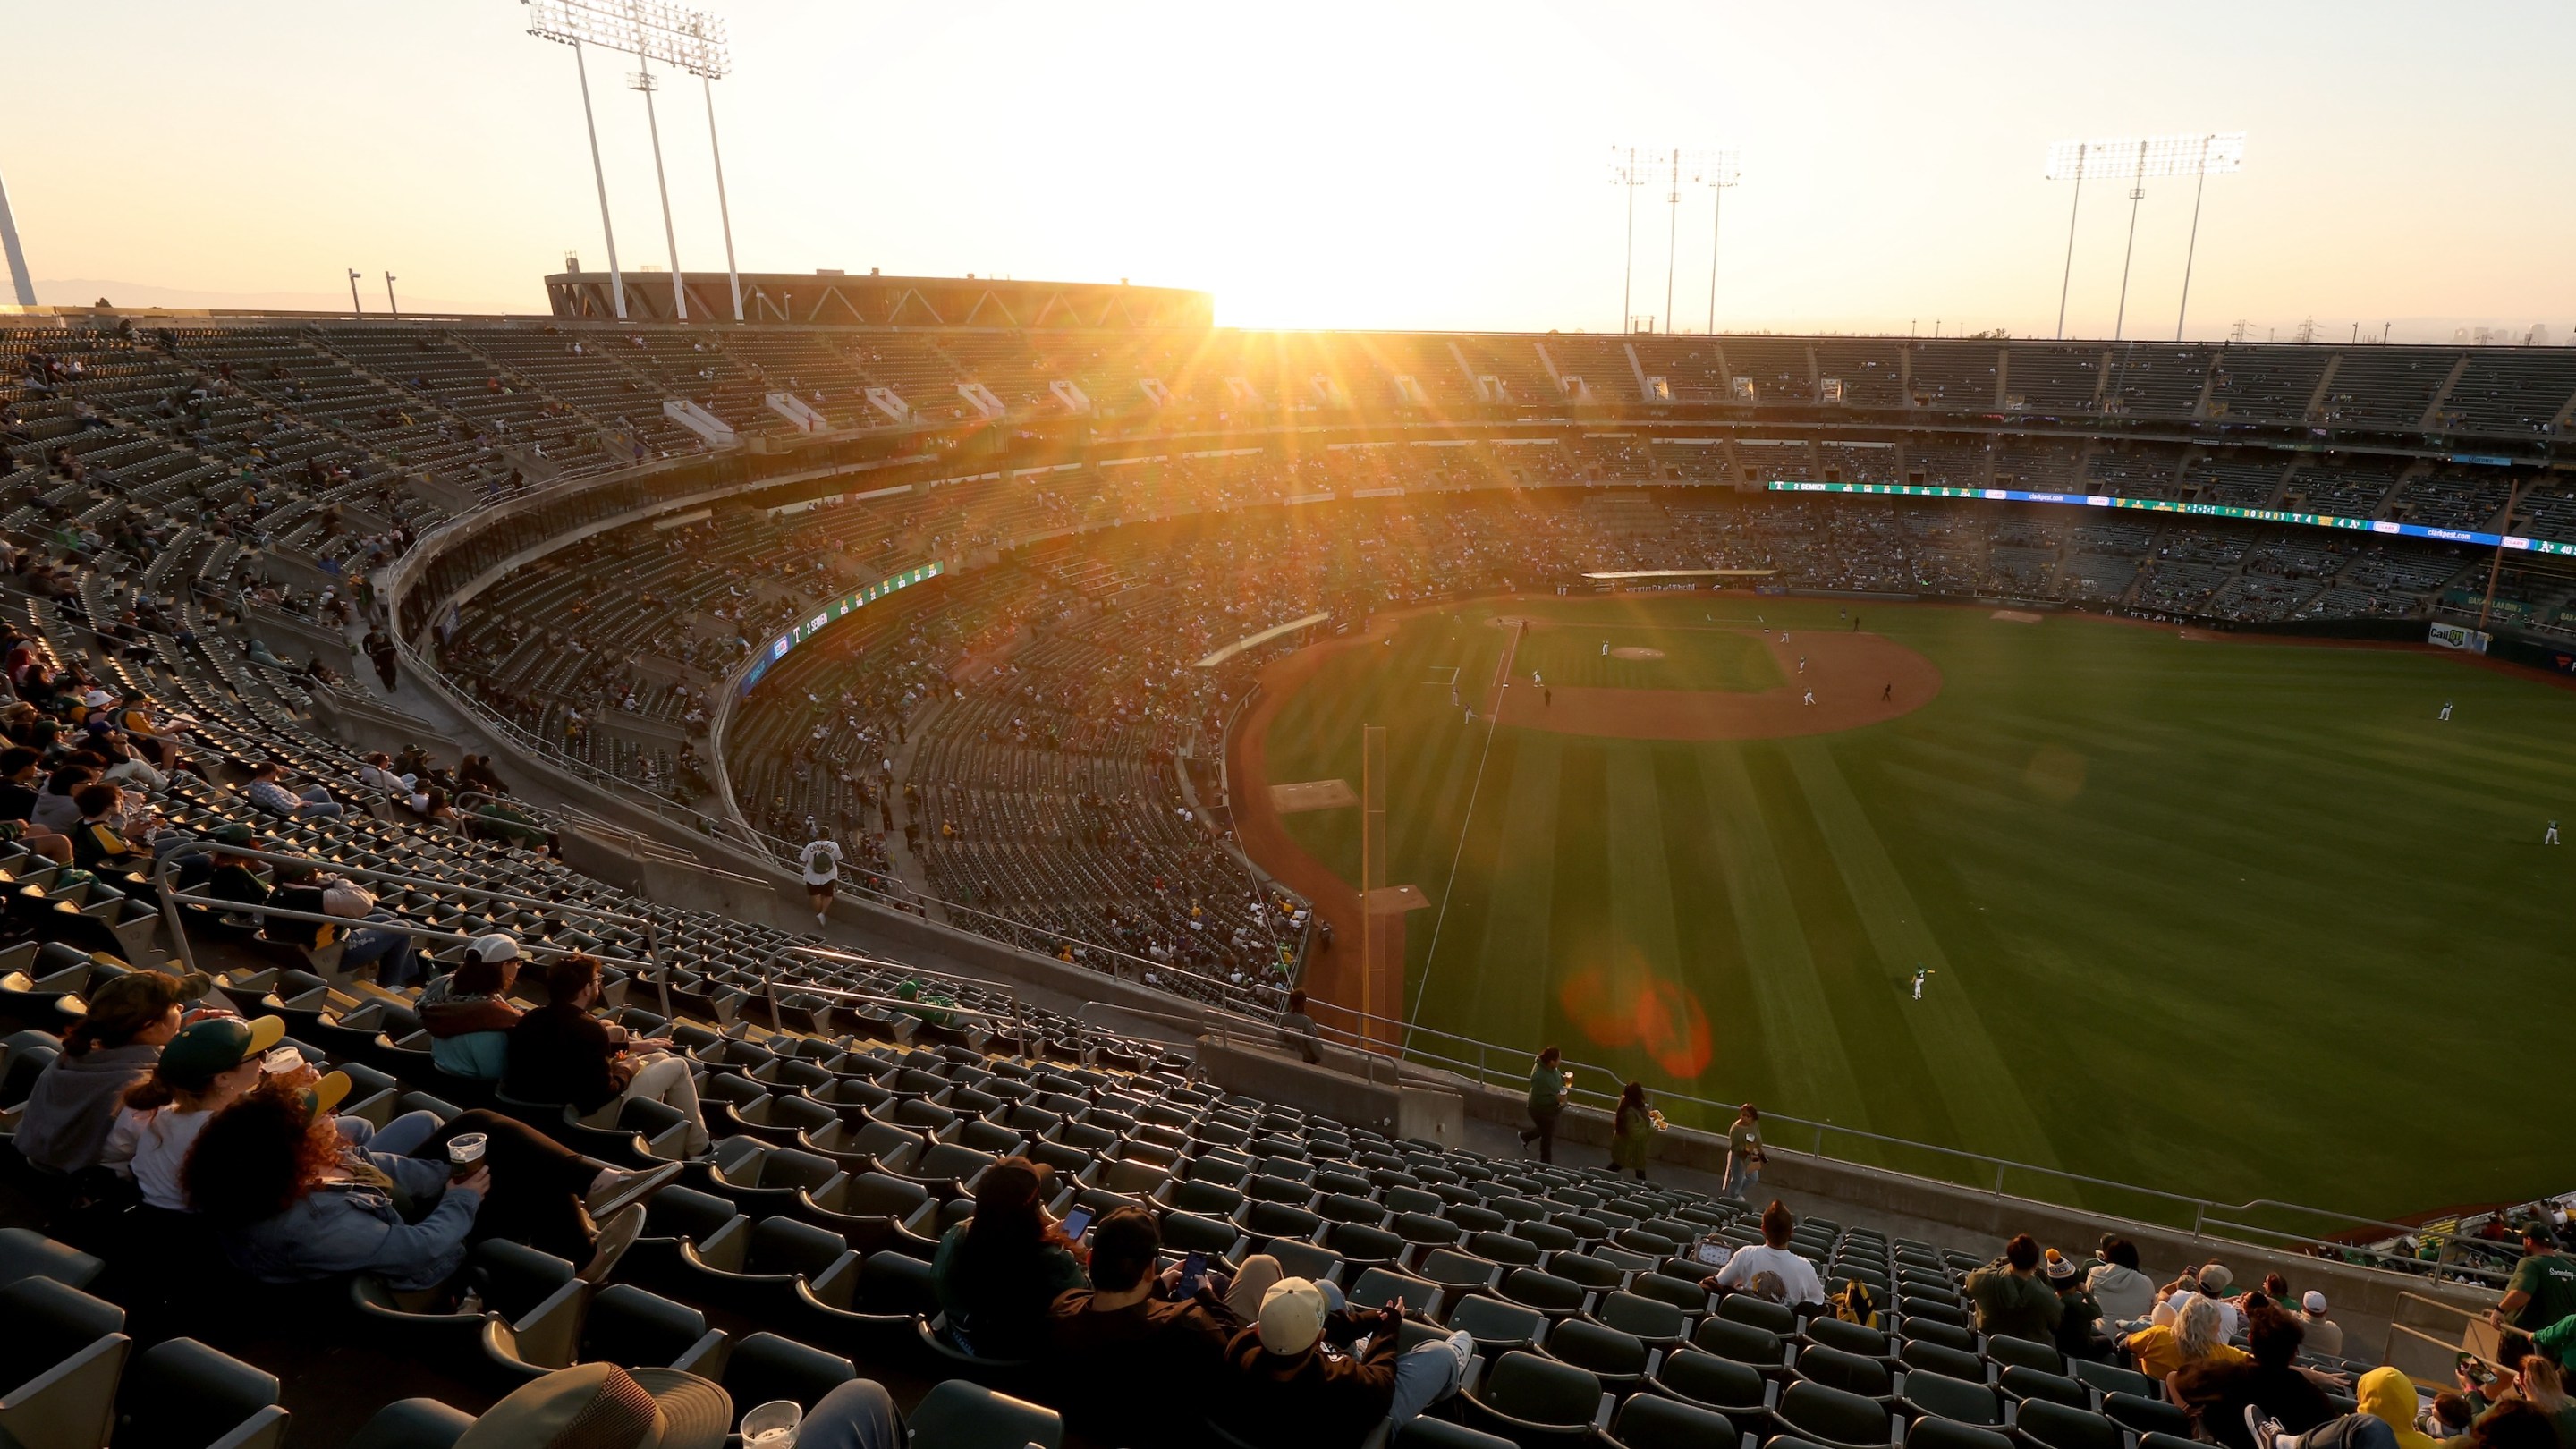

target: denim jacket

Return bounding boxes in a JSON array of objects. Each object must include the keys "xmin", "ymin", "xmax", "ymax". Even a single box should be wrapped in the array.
[{"xmin": 221, "ymin": 1148, "xmax": 476, "ymax": 1292}]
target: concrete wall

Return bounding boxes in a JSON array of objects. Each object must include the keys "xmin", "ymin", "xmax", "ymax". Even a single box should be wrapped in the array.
[{"xmin": 1200, "ymin": 1032, "xmax": 2491, "ymax": 1376}]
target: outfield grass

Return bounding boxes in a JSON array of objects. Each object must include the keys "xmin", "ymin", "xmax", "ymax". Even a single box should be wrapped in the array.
[{"xmin": 1261, "ymin": 595, "xmax": 2576, "ymax": 1223}]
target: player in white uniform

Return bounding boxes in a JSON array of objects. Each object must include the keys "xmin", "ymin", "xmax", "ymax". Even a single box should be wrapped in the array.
[
  {"xmin": 2440, "ymin": 700, "xmax": 2453, "ymax": 721},
  {"xmin": 1911, "ymin": 966, "xmax": 1932, "ymax": 1000},
  {"xmin": 2549, "ymin": 820, "xmax": 2562, "ymax": 846},
  {"xmin": 1801, "ymin": 690, "xmax": 1815, "ymax": 706}
]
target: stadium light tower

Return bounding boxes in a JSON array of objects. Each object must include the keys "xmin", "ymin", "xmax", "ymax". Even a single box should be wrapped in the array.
[
  {"xmin": 1609, "ymin": 148, "xmax": 1649, "ymax": 332},
  {"xmin": 1699, "ymin": 148, "xmax": 1741, "ymax": 335},
  {"xmin": 2046, "ymin": 132, "xmax": 2244, "ymax": 341},
  {"xmin": 0, "ymin": 159, "xmax": 36, "ymax": 308},
  {"xmin": 524, "ymin": 0, "xmax": 635, "ymax": 319},
  {"xmin": 663, "ymin": 5, "xmax": 743, "ymax": 324},
  {"xmin": 346, "ymin": 268, "xmax": 363, "ymax": 316},
  {"xmin": 523, "ymin": 2, "xmax": 741, "ymax": 322}
]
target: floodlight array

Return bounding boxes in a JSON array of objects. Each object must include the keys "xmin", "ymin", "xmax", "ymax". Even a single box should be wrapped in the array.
[
  {"xmin": 523, "ymin": 0, "xmax": 727, "ymax": 76},
  {"xmin": 2046, "ymin": 132, "xmax": 2246, "ymax": 182}
]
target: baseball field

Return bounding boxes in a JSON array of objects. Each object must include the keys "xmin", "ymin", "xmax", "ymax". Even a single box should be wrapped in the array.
[{"xmin": 1241, "ymin": 593, "xmax": 2576, "ymax": 1224}]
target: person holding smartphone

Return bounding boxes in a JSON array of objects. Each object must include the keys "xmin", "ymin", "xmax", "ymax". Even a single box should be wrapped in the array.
[
  {"xmin": 931, "ymin": 1157, "xmax": 1089, "ymax": 1359},
  {"xmin": 1044, "ymin": 1207, "xmax": 1243, "ymax": 1446}
]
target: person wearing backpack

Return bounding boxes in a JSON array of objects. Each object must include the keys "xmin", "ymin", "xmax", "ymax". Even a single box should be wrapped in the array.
[{"xmin": 801, "ymin": 835, "xmax": 843, "ymax": 926}]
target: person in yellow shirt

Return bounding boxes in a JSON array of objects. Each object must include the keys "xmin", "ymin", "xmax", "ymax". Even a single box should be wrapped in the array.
[{"xmin": 2127, "ymin": 1295, "xmax": 2247, "ymax": 1384}]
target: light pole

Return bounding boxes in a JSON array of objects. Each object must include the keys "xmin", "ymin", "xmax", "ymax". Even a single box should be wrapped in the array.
[
  {"xmin": 346, "ymin": 269, "xmax": 363, "ymax": 316},
  {"xmin": 0, "ymin": 158, "xmax": 35, "ymax": 308},
  {"xmin": 1609, "ymin": 148, "xmax": 1648, "ymax": 333},
  {"xmin": 2048, "ymin": 132, "xmax": 2242, "ymax": 342},
  {"xmin": 2112, "ymin": 140, "xmax": 2149, "ymax": 341},
  {"xmin": 1662, "ymin": 148, "xmax": 1698, "ymax": 335},
  {"xmin": 1700, "ymin": 148, "xmax": 1741, "ymax": 335},
  {"xmin": 630, "ymin": 60, "xmax": 687, "ymax": 321},
  {"xmin": 384, "ymin": 272, "xmax": 399, "ymax": 317},
  {"xmin": 522, "ymin": 2, "xmax": 631, "ymax": 320},
  {"xmin": 2171, "ymin": 132, "xmax": 2245, "ymax": 342},
  {"xmin": 2045, "ymin": 140, "xmax": 2093, "ymax": 341},
  {"xmin": 672, "ymin": 12, "xmax": 742, "ymax": 324}
]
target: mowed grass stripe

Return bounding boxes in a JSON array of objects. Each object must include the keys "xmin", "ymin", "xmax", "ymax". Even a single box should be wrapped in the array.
[
  {"xmin": 1695, "ymin": 746, "xmax": 1869, "ymax": 1123},
  {"xmin": 1544, "ymin": 741, "xmax": 1613, "ymax": 1030},
  {"xmin": 1419, "ymin": 731, "xmax": 1555, "ymax": 1046},
  {"xmin": 1650, "ymin": 745, "xmax": 1762, "ymax": 1096},
  {"xmin": 1784, "ymin": 739, "xmax": 2058, "ymax": 1167}
]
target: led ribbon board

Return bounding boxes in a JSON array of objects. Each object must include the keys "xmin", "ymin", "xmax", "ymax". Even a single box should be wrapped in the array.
[
  {"xmin": 739, "ymin": 562, "xmax": 944, "ymax": 694},
  {"xmin": 1765, "ymin": 482, "xmax": 2576, "ymax": 557}
]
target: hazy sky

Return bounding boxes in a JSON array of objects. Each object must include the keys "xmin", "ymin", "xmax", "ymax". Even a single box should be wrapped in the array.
[{"xmin": 11, "ymin": 1, "xmax": 2573, "ymax": 342}]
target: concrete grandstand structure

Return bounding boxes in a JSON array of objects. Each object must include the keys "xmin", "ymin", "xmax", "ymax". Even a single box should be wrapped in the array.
[{"xmin": 0, "ymin": 301, "xmax": 2566, "ymax": 1441}]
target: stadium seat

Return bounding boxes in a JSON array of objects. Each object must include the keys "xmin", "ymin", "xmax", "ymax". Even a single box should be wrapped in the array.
[
  {"xmin": 1769, "ymin": 1379, "xmax": 1899, "ymax": 1449},
  {"xmin": 1797, "ymin": 1343, "xmax": 1894, "ymax": 1400},
  {"xmin": 1606, "ymin": 1393, "xmax": 1739, "ymax": 1449},
  {"xmin": 718, "ymin": 1331, "xmax": 857, "ymax": 1411},
  {"xmin": 1984, "ymin": 1335, "xmax": 2064, "ymax": 1376},
  {"xmin": 1998, "ymin": 1365, "xmax": 2087, "ymax": 1409},
  {"xmin": 1648, "ymin": 1347, "xmax": 1775, "ymax": 1428},
  {"xmin": 2102, "ymin": 1392, "xmax": 2193, "ymax": 1439},
  {"xmin": 1907, "ymin": 1418, "xmax": 2017, "ymax": 1449},
  {"xmin": 114, "ymin": 1337, "xmax": 287, "ymax": 1449},
  {"xmin": 1899, "ymin": 1339, "xmax": 1985, "ymax": 1381},
  {"xmin": 1350, "ymin": 1266, "xmax": 1444, "ymax": 1318},
  {"xmin": 1693, "ymin": 1315, "xmax": 1792, "ymax": 1370},
  {"xmin": 2007, "ymin": 1398, "xmax": 2123, "ymax": 1449},
  {"xmin": 1399, "ymin": 1419, "xmax": 1519, "ymax": 1449},
  {"xmin": 1592, "ymin": 1290, "xmax": 1690, "ymax": 1346},
  {"xmin": 1544, "ymin": 1318, "xmax": 1650, "ymax": 1394},
  {"xmin": 1897, "ymin": 1368, "xmax": 2003, "ymax": 1427},
  {"xmin": 0, "ymin": 1276, "xmax": 130, "ymax": 1449},
  {"xmin": 2071, "ymin": 1360, "xmax": 2158, "ymax": 1400},
  {"xmin": 345, "ymin": 1398, "xmax": 478, "ymax": 1449},
  {"xmin": 1719, "ymin": 1292, "xmax": 1801, "ymax": 1335},
  {"xmin": 0, "ymin": 1230, "xmax": 102, "ymax": 1293},
  {"xmin": 1447, "ymin": 1294, "xmax": 1548, "ymax": 1355},
  {"xmin": 1461, "ymin": 1350, "xmax": 1610, "ymax": 1445},
  {"xmin": 908, "ymin": 1378, "xmax": 1063, "ymax": 1449}
]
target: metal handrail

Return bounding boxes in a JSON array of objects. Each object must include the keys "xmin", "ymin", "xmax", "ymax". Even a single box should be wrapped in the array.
[
  {"xmin": 762, "ymin": 943, "xmax": 1021, "ymax": 1043},
  {"xmin": 149, "ymin": 841, "xmax": 675, "ymax": 1020}
]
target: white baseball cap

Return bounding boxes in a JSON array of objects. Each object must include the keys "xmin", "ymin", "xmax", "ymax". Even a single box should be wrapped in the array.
[
  {"xmin": 1258, "ymin": 1278, "xmax": 1329, "ymax": 1356},
  {"xmin": 467, "ymin": 933, "xmax": 521, "ymax": 964},
  {"xmin": 2301, "ymin": 1290, "xmax": 2328, "ymax": 1314}
]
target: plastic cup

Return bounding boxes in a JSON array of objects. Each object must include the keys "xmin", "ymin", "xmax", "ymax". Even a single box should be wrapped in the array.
[
  {"xmin": 447, "ymin": 1132, "xmax": 487, "ymax": 1181},
  {"xmin": 741, "ymin": 1400, "xmax": 801, "ymax": 1448},
  {"xmin": 259, "ymin": 1046, "xmax": 304, "ymax": 1075}
]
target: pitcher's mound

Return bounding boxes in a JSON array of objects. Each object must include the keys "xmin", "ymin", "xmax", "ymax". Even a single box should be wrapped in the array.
[
  {"xmin": 1269, "ymin": 780, "xmax": 1356, "ymax": 813},
  {"xmin": 1610, "ymin": 647, "xmax": 1665, "ymax": 660}
]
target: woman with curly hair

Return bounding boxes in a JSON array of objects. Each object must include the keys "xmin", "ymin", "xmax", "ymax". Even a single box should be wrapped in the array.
[{"xmin": 184, "ymin": 1090, "xmax": 674, "ymax": 1293}]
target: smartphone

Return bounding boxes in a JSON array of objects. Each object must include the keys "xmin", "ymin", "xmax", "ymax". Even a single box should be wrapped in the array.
[
  {"xmin": 1176, "ymin": 1251, "xmax": 1208, "ymax": 1298},
  {"xmin": 1062, "ymin": 1208, "xmax": 1094, "ymax": 1243},
  {"xmin": 2459, "ymin": 1354, "xmax": 2496, "ymax": 1386}
]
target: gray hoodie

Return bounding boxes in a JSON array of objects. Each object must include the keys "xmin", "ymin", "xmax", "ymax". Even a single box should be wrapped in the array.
[{"xmin": 15, "ymin": 1042, "xmax": 161, "ymax": 1174}]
